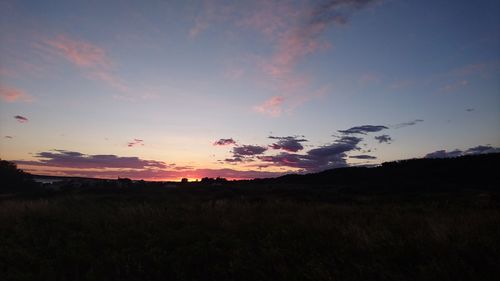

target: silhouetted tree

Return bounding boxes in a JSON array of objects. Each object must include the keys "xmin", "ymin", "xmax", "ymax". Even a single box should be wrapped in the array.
[
  {"xmin": 117, "ymin": 177, "xmax": 133, "ymax": 187},
  {"xmin": 200, "ymin": 177, "xmax": 228, "ymax": 185},
  {"xmin": 0, "ymin": 159, "xmax": 39, "ymax": 193},
  {"xmin": 181, "ymin": 178, "xmax": 189, "ymax": 183}
]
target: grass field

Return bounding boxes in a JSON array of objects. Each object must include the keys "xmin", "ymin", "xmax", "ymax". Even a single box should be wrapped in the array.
[{"xmin": 1, "ymin": 186, "xmax": 499, "ymax": 281}]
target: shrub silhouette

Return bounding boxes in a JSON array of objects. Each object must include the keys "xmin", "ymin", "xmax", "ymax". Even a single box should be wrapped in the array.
[{"xmin": 0, "ymin": 159, "xmax": 39, "ymax": 193}]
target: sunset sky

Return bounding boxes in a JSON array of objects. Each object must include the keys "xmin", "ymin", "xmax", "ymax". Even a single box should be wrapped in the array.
[{"xmin": 1, "ymin": 0, "xmax": 499, "ymax": 181}]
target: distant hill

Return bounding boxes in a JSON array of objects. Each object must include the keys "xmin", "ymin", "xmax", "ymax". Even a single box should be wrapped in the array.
[{"xmin": 254, "ymin": 153, "xmax": 500, "ymax": 191}]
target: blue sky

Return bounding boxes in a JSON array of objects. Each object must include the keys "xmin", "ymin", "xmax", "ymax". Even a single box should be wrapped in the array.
[{"xmin": 1, "ymin": 0, "xmax": 499, "ymax": 180}]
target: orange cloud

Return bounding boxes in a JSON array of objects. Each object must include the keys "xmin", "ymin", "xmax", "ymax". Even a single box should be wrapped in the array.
[{"xmin": 0, "ymin": 85, "xmax": 33, "ymax": 102}]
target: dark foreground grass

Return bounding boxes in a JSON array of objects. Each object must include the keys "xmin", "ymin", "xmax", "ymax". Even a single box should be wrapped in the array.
[{"xmin": 1, "ymin": 187, "xmax": 499, "ymax": 281}]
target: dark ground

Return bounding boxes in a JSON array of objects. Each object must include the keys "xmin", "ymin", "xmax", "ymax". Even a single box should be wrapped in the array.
[
  {"xmin": 1, "ymin": 185, "xmax": 499, "ymax": 281},
  {"xmin": 1, "ymin": 154, "xmax": 499, "ymax": 281}
]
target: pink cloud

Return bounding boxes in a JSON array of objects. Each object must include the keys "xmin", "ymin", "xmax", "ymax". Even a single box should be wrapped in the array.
[
  {"xmin": 254, "ymin": 96, "xmax": 285, "ymax": 117},
  {"xmin": 247, "ymin": 1, "xmax": 374, "ymax": 116},
  {"xmin": 42, "ymin": 35, "xmax": 130, "ymax": 94},
  {"xmin": 44, "ymin": 35, "xmax": 111, "ymax": 68},
  {"xmin": 187, "ymin": 1, "xmax": 377, "ymax": 115},
  {"xmin": 0, "ymin": 85, "xmax": 33, "ymax": 102},
  {"xmin": 263, "ymin": 22, "xmax": 329, "ymax": 78}
]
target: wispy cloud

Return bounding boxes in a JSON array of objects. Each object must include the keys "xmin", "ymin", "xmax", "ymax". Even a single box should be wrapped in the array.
[
  {"xmin": 189, "ymin": 1, "xmax": 380, "ymax": 116},
  {"xmin": 264, "ymin": 0, "xmax": 378, "ymax": 78},
  {"xmin": 449, "ymin": 61, "xmax": 500, "ymax": 78},
  {"xmin": 257, "ymin": 1, "xmax": 378, "ymax": 115},
  {"xmin": 204, "ymin": 1, "xmax": 376, "ymax": 116},
  {"xmin": 254, "ymin": 96, "xmax": 284, "ymax": 117},
  {"xmin": 41, "ymin": 35, "xmax": 130, "ymax": 94},
  {"xmin": 14, "ymin": 115, "xmax": 29, "ymax": 123},
  {"xmin": 392, "ymin": 119, "xmax": 423, "ymax": 129},
  {"xmin": 44, "ymin": 35, "xmax": 111, "ymax": 68},
  {"xmin": 440, "ymin": 80, "xmax": 468, "ymax": 93},
  {"xmin": 338, "ymin": 125, "xmax": 388, "ymax": 135},
  {"xmin": 127, "ymin": 139, "xmax": 144, "ymax": 147},
  {"xmin": 0, "ymin": 85, "xmax": 33, "ymax": 103}
]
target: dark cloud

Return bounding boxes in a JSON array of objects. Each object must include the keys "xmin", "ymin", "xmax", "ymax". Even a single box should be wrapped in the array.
[
  {"xmin": 338, "ymin": 125, "xmax": 388, "ymax": 135},
  {"xmin": 349, "ymin": 155, "xmax": 377, "ymax": 159},
  {"xmin": 269, "ymin": 136, "xmax": 308, "ymax": 152},
  {"xmin": 374, "ymin": 134, "xmax": 392, "ymax": 143},
  {"xmin": 466, "ymin": 108, "xmax": 474, "ymax": 112},
  {"xmin": 4, "ymin": 136, "xmax": 13, "ymax": 139},
  {"xmin": 233, "ymin": 145, "xmax": 267, "ymax": 157},
  {"xmin": 259, "ymin": 152, "xmax": 324, "ymax": 170},
  {"xmin": 308, "ymin": 136, "xmax": 361, "ymax": 157},
  {"xmin": 213, "ymin": 138, "xmax": 237, "ymax": 146},
  {"xmin": 424, "ymin": 145, "xmax": 500, "ymax": 158},
  {"xmin": 392, "ymin": 119, "xmax": 423, "ymax": 129},
  {"xmin": 127, "ymin": 139, "xmax": 144, "ymax": 147},
  {"xmin": 14, "ymin": 115, "xmax": 28, "ymax": 123},
  {"xmin": 464, "ymin": 145, "xmax": 500, "ymax": 155},
  {"xmin": 424, "ymin": 149, "xmax": 465, "ymax": 159},
  {"xmin": 260, "ymin": 135, "xmax": 362, "ymax": 172},
  {"xmin": 15, "ymin": 150, "xmax": 166, "ymax": 169}
]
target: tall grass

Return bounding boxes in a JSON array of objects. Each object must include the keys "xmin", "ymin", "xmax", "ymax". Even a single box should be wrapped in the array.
[{"xmin": 1, "ymin": 188, "xmax": 499, "ymax": 281}]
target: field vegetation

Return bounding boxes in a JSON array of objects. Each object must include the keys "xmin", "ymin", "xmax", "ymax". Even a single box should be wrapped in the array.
[{"xmin": 1, "ymin": 155, "xmax": 499, "ymax": 281}]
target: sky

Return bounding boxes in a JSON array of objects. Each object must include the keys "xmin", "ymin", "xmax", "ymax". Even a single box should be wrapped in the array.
[{"xmin": 1, "ymin": 0, "xmax": 499, "ymax": 181}]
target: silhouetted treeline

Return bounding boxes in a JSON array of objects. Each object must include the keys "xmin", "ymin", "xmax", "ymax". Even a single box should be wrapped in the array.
[
  {"xmin": 254, "ymin": 153, "xmax": 500, "ymax": 191},
  {"xmin": 2, "ymin": 154, "xmax": 499, "ymax": 194}
]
